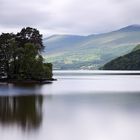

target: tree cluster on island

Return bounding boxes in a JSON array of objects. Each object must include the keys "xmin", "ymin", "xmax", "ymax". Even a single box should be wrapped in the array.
[{"xmin": 0, "ymin": 27, "xmax": 53, "ymax": 82}]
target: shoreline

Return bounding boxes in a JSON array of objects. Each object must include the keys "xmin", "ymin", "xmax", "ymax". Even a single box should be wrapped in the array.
[{"xmin": 0, "ymin": 78, "xmax": 57, "ymax": 84}]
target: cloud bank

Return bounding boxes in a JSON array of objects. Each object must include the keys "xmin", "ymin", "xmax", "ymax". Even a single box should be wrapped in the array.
[{"xmin": 0, "ymin": 0, "xmax": 140, "ymax": 36}]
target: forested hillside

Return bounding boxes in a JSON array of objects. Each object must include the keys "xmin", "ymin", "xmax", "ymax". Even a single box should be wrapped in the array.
[
  {"xmin": 43, "ymin": 25, "xmax": 140, "ymax": 70},
  {"xmin": 101, "ymin": 45, "xmax": 140, "ymax": 70}
]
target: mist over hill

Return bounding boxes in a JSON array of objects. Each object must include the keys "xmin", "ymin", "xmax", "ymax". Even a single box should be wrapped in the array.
[{"xmin": 43, "ymin": 25, "xmax": 140, "ymax": 70}]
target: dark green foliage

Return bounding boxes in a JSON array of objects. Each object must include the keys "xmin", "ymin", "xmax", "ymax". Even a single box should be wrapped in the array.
[
  {"xmin": 0, "ymin": 33, "xmax": 16, "ymax": 78},
  {"xmin": 43, "ymin": 63, "xmax": 53, "ymax": 79},
  {"xmin": 0, "ymin": 27, "xmax": 52, "ymax": 80},
  {"xmin": 16, "ymin": 27, "xmax": 44, "ymax": 50},
  {"xmin": 101, "ymin": 47, "xmax": 140, "ymax": 70}
]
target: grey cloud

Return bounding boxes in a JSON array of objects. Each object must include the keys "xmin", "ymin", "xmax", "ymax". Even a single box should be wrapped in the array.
[
  {"xmin": 0, "ymin": 0, "xmax": 51, "ymax": 28},
  {"xmin": 0, "ymin": 10, "xmax": 49, "ymax": 27},
  {"xmin": 0, "ymin": 0, "xmax": 140, "ymax": 35}
]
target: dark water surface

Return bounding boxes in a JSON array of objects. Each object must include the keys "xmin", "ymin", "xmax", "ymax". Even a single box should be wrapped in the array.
[{"xmin": 0, "ymin": 71, "xmax": 140, "ymax": 140}]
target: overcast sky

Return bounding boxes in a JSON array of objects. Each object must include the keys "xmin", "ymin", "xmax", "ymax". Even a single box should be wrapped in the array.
[{"xmin": 1, "ymin": 0, "xmax": 140, "ymax": 36}]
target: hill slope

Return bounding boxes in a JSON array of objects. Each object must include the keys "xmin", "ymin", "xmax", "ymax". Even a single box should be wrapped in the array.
[
  {"xmin": 132, "ymin": 44, "xmax": 140, "ymax": 52},
  {"xmin": 43, "ymin": 25, "xmax": 140, "ymax": 70},
  {"xmin": 101, "ymin": 48, "xmax": 140, "ymax": 70}
]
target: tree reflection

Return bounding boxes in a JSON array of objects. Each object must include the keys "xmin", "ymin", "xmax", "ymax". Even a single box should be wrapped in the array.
[{"xmin": 0, "ymin": 95, "xmax": 43, "ymax": 131}]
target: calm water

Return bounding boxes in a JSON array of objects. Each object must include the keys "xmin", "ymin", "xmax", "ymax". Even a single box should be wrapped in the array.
[{"xmin": 0, "ymin": 71, "xmax": 140, "ymax": 140}]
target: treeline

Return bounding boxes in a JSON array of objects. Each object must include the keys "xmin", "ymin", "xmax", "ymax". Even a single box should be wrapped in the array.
[
  {"xmin": 0, "ymin": 27, "xmax": 52, "ymax": 80},
  {"xmin": 101, "ymin": 45, "xmax": 140, "ymax": 70}
]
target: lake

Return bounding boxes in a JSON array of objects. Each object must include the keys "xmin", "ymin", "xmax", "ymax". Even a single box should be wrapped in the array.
[{"xmin": 0, "ymin": 70, "xmax": 140, "ymax": 140}]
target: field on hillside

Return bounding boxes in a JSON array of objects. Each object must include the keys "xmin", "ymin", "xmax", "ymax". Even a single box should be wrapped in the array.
[{"xmin": 43, "ymin": 26, "xmax": 140, "ymax": 69}]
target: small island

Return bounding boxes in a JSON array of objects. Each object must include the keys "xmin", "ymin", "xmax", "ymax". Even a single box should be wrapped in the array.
[{"xmin": 0, "ymin": 27, "xmax": 53, "ymax": 84}]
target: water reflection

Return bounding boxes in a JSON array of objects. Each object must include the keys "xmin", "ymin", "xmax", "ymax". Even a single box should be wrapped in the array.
[
  {"xmin": 43, "ymin": 93, "xmax": 140, "ymax": 140},
  {"xmin": 0, "ymin": 83, "xmax": 44, "ymax": 96},
  {"xmin": 0, "ymin": 71, "xmax": 140, "ymax": 140},
  {"xmin": 0, "ymin": 95, "xmax": 43, "ymax": 131}
]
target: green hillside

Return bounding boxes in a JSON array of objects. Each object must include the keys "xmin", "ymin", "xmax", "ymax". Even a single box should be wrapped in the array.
[
  {"xmin": 43, "ymin": 25, "xmax": 140, "ymax": 70},
  {"xmin": 101, "ymin": 47, "xmax": 140, "ymax": 70},
  {"xmin": 132, "ymin": 44, "xmax": 140, "ymax": 52}
]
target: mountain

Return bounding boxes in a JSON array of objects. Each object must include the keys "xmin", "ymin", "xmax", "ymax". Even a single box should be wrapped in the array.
[
  {"xmin": 118, "ymin": 25, "xmax": 140, "ymax": 32},
  {"xmin": 101, "ymin": 46, "xmax": 140, "ymax": 70},
  {"xmin": 43, "ymin": 25, "xmax": 140, "ymax": 70}
]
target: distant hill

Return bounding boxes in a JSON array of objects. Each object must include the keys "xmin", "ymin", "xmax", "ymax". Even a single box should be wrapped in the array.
[
  {"xmin": 118, "ymin": 25, "xmax": 140, "ymax": 32},
  {"xmin": 101, "ymin": 48, "xmax": 140, "ymax": 70},
  {"xmin": 43, "ymin": 25, "xmax": 140, "ymax": 70}
]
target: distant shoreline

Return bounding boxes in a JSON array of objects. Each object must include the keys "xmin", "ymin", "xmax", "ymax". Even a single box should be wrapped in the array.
[
  {"xmin": 53, "ymin": 70, "xmax": 140, "ymax": 76},
  {"xmin": 0, "ymin": 78, "xmax": 57, "ymax": 84}
]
